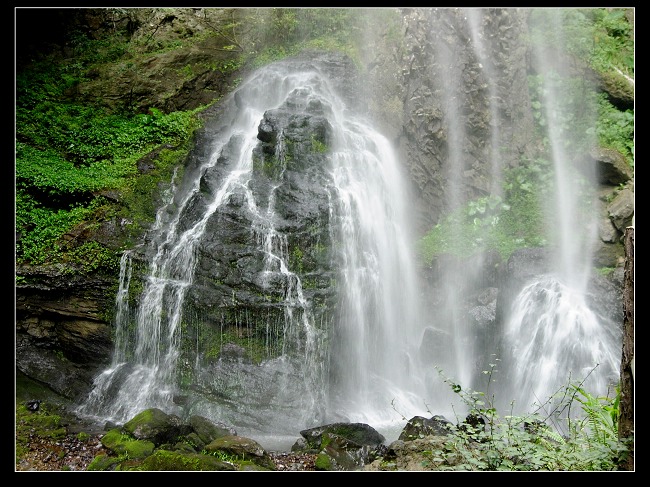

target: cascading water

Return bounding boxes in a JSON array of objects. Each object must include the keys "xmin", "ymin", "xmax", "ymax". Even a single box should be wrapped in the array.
[
  {"xmin": 411, "ymin": 7, "xmax": 622, "ymax": 420},
  {"xmin": 76, "ymin": 54, "xmax": 432, "ymax": 447},
  {"xmin": 326, "ymin": 110, "xmax": 427, "ymax": 430},
  {"xmin": 412, "ymin": 8, "xmax": 512, "ymax": 406},
  {"xmin": 466, "ymin": 8, "xmax": 502, "ymax": 199},
  {"xmin": 497, "ymin": 9, "xmax": 621, "ymax": 415},
  {"xmin": 77, "ymin": 64, "xmax": 329, "ymax": 428},
  {"xmin": 74, "ymin": 9, "xmax": 626, "ymax": 451}
]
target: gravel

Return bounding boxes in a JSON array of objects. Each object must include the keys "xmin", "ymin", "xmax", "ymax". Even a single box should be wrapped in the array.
[
  {"xmin": 15, "ymin": 432, "xmax": 318, "ymax": 472},
  {"xmin": 15, "ymin": 432, "xmax": 109, "ymax": 472}
]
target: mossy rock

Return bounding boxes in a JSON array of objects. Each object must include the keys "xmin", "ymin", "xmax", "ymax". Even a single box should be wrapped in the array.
[
  {"xmin": 135, "ymin": 450, "xmax": 238, "ymax": 471},
  {"xmin": 315, "ymin": 453, "xmax": 336, "ymax": 471},
  {"xmin": 205, "ymin": 435, "xmax": 276, "ymax": 470},
  {"xmin": 188, "ymin": 415, "xmax": 235, "ymax": 444},
  {"xmin": 101, "ymin": 428, "xmax": 155, "ymax": 459},
  {"xmin": 122, "ymin": 407, "xmax": 191, "ymax": 446},
  {"xmin": 86, "ymin": 453, "xmax": 124, "ymax": 471}
]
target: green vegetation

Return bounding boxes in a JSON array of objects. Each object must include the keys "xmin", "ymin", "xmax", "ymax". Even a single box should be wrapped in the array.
[
  {"xmin": 594, "ymin": 94, "xmax": 634, "ymax": 166},
  {"xmin": 311, "ymin": 134, "xmax": 329, "ymax": 153},
  {"xmin": 531, "ymin": 8, "xmax": 633, "ymax": 84},
  {"xmin": 178, "ymin": 306, "xmax": 287, "ymax": 371},
  {"xmin": 76, "ymin": 431, "xmax": 91, "ymax": 441},
  {"xmin": 407, "ymin": 365, "xmax": 631, "ymax": 471},
  {"xmin": 417, "ymin": 157, "xmax": 550, "ymax": 263},
  {"xmin": 315, "ymin": 453, "xmax": 335, "ymax": 470},
  {"xmin": 102, "ymin": 429, "xmax": 156, "ymax": 459},
  {"xmin": 530, "ymin": 8, "xmax": 634, "ymax": 167},
  {"xmin": 15, "ymin": 7, "xmax": 389, "ymax": 273},
  {"xmin": 15, "ymin": 402, "xmax": 66, "ymax": 463},
  {"xmin": 247, "ymin": 8, "xmax": 398, "ymax": 69},
  {"xmin": 15, "ymin": 9, "xmax": 632, "ymax": 471},
  {"xmin": 17, "ymin": 375, "xmax": 629, "ymax": 471},
  {"xmin": 253, "ymin": 151, "xmax": 287, "ymax": 180},
  {"xmin": 595, "ymin": 267, "xmax": 616, "ymax": 277},
  {"xmin": 15, "ymin": 47, "xmax": 204, "ymax": 269},
  {"xmin": 136, "ymin": 450, "xmax": 224, "ymax": 471},
  {"xmin": 86, "ymin": 453, "xmax": 126, "ymax": 471},
  {"xmin": 15, "ymin": 8, "xmax": 632, "ymax": 270}
]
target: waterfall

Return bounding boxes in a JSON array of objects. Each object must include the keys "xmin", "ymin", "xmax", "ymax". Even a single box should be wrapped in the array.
[
  {"xmin": 326, "ymin": 112, "xmax": 426, "ymax": 430},
  {"xmin": 414, "ymin": 7, "xmax": 621, "ymax": 420},
  {"xmin": 74, "ymin": 10, "xmax": 625, "ymax": 449},
  {"xmin": 76, "ymin": 55, "xmax": 431, "ymax": 447},
  {"xmin": 466, "ymin": 8, "xmax": 503, "ymax": 199},
  {"xmin": 502, "ymin": 277, "xmax": 621, "ymax": 415},
  {"xmin": 498, "ymin": 9, "xmax": 621, "ymax": 415},
  {"xmin": 77, "ymin": 64, "xmax": 328, "ymax": 425}
]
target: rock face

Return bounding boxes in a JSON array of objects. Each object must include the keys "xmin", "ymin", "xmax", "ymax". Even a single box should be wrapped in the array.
[
  {"xmin": 174, "ymin": 52, "xmax": 354, "ymax": 335},
  {"xmin": 15, "ymin": 265, "xmax": 114, "ymax": 401},
  {"xmin": 365, "ymin": 8, "xmax": 537, "ymax": 234}
]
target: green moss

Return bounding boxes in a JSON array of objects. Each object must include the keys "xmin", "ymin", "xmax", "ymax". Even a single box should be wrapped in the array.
[
  {"xmin": 76, "ymin": 431, "xmax": 91, "ymax": 442},
  {"xmin": 595, "ymin": 267, "xmax": 616, "ymax": 276},
  {"xmin": 135, "ymin": 450, "xmax": 237, "ymax": 471},
  {"xmin": 179, "ymin": 306, "xmax": 289, "ymax": 367},
  {"xmin": 15, "ymin": 404, "xmax": 66, "ymax": 439},
  {"xmin": 315, "ymin": 452, "xmax": 335, "ymax": 470},
  {"xmin": 254, "ymin": 152, "xmax": 286, "ymax": 180},
  {"xmin": 417, "ymin": 156, "xmax": 557, "ymax": 265},
  {"xmin": 101, "ymin": 428, "xmax": 155, "ymax": 459},
  {"xmin": 15, "ymin": 400, "xmax": 69, "ymax": 466},
  {"xmin": 310, "ymin": 133, "xmax": 328, "ymax": 153},
  {"xmin": 86, "ymin": 453, "xmax": 126, "ymax": 471},
  {"xmin": 290, "ymin": 246, "xmax": 304, "ymax": 274},
  {"xmin": 122, "ymin": 407, "xmax": 174, "ymax": 437}
]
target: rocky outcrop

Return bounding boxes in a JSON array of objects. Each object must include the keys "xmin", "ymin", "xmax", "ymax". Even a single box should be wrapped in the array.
[
  {"xmin": 177, "ymin": 53, "xmax": 354, "ymax": 332},
  {"xmin": 15, "ymin": 265, "xmax": 114, "ymax": 401},
  {"xmin": 388, "ymin": 8, "xmax": 536, "ymax": 234}
]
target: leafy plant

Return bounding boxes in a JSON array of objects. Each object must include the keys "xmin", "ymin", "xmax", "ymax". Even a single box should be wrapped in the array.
[
  {"xmin": 592, "ymin": 94, "xmax": 634, "ymax": 167},
  {"xmin": 417, "ymin": 157, "xmax": 549, "ymax": 264},
  {"xmin": 427, "ymin": 364, "xmax": 629, "ymax": 471},
  {"xmin": 15, "ymin": 49, "xmax": 203, "ymax": 268}
]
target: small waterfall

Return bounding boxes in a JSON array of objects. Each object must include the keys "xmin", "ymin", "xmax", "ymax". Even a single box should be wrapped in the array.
[
  {"xmin": 429, "ymin": 10, "xmax": 476, "ymax": 395},
  {"xmin": 503, "ymin": 277, "xmax": 621, "ymax": 414},
  {"xmin": 413, "ymin": 8, "xmax": 621, "ymax": 419},
  {"xmin": 414, "ymin": 8, "xmax": 509, "ymax": 406},
  {"xmin": 77, "ymin": 64, "xmax": 334, "ymax": 427},
  {"xmin": 499, "ymin": 9, "xmax": 621, "ymax": 415},
  {"xmin": 466, "ymin": 8, "xmax": 503, "ymax": 199},
  {"xmin": 111, "ymin": 251, "xmax": 133, "ymax": 365}
]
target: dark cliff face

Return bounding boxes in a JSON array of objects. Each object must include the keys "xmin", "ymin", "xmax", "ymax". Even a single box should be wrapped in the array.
[
  {"xmin": 175, "ymin": 53, "xmax": 355, "ymax": 359},
  {"xmin": 400, "ymin": 8, "xmax": 535, "ymax": 233},
  {"xmin": 363, "ymin": 8, "xmax": 536, "ymax": 235}
]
